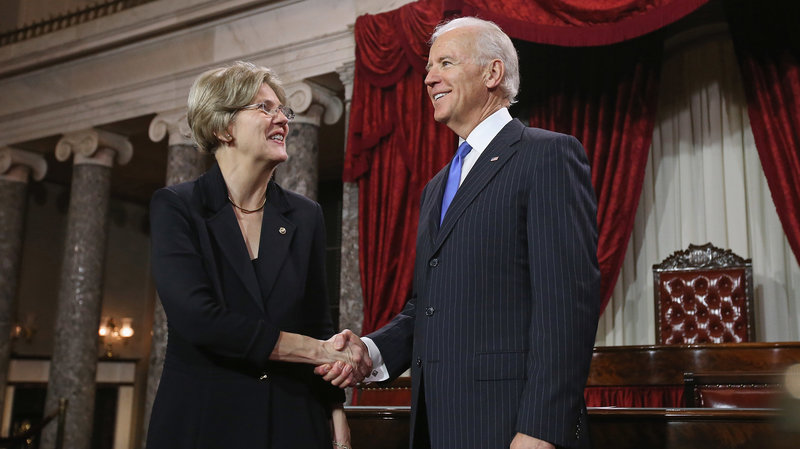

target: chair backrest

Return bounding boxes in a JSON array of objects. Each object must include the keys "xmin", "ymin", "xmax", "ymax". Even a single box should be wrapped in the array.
[{"xmin": 653, "ymin": 243, "xmax": 755, "ymax": 344}]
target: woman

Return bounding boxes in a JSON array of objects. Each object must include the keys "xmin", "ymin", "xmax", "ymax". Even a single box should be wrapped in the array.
[{"xmin": 147, "ymin": 61, "xmax": 355, "ymax": 449}]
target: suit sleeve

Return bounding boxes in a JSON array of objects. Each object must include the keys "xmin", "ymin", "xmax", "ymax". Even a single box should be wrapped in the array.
[
  {"xmin": 367, "ymin": 292, "xmax": 416, "ymax": 379},
  {"xmin": 365, "ymin": 179, "xmax": 434, "ymax": 379},
  {"xmin": 150, "ymin": 187, "xmax": 279, "ymax": 368},
  {"xmin": 516, "ymin": 135, "xmax": 601, "ymax": 447}
]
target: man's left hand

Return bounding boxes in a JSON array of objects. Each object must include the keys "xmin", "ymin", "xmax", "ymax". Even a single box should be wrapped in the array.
[{"xmin": 510, "ymin": 433, "xmax": 554, "ymax": 449}]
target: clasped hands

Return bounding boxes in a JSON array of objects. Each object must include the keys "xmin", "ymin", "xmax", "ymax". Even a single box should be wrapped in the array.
[{"xmin": 315, "ymin": 329, "xmax": 372, "ymax": 388}]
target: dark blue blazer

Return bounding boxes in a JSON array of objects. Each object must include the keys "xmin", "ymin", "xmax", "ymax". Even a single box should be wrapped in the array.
[
  {"xmin": 146, "ymin": 164, "xmax": 343, "ymax": 449},
  {"xmin": 369, "ymin": 119, "xmax": 600, "ymax": 449}
]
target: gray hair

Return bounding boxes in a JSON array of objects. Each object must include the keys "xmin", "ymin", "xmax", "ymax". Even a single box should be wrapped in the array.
[
  {"xmin": 187, "ymin": 61, "xmax": 286, "ymax": 153},
  {"xmin": 430, "ymin": 17, "xmax": 520, "ymax": 104}
]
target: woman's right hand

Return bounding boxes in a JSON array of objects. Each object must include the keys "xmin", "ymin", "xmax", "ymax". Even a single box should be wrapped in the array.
[
  {"xmin": 317, "ymin": 330, "xmax": 372, "ymax": 387},
  {"xmin": 269, "ymin": 330, "xmax": 371, "ymax": 386}
]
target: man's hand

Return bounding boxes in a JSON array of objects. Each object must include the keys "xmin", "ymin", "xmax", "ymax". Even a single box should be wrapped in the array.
[
  {"xmin": 509, "ymin": 433, "xmax": 554, "ymax": 449},
  {"xmin": 314, "ymin": 329, "xmax": 372, "ymax": 388}
]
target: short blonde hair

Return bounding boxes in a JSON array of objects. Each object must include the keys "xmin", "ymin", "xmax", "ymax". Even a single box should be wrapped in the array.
[{"xmin": 187, "ymin": 61, "xmax": 286, "ymax": 153}]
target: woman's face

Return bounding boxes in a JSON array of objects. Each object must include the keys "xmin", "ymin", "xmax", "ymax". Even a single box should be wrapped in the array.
[{"xmin": 228, "ymin": 83, "xmax": 289, "ymax": 165}]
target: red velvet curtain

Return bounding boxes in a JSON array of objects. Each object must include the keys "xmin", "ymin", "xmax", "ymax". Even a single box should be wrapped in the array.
[
  {"xmin": 726, "ymin": 0, "xmax": 800, "ymax": 268},
  {"xmin": 345, "ymin": 0, "xmax": 709, "ymax": 333},
  {"xmin": 584, "ymin": 386, "xmax": 684, "ymax": 407},
  {"xmin": 444, "ymin": 0, "xmax": 709, "ymax": 46},
  {"xmin": 344, "ymin": 0, "xmax": 456, "ymax": 334},
  {"xmin": 524, "ymin": 40, "xmax": 662, "ymax": 312}
]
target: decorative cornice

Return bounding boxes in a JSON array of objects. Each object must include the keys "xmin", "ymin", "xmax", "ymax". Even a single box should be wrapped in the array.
[
  {"xmin": 284, "ymin": 81, "xmax": 343, "ymax": 127},
  {"xmin": 654, "ymin": 242, "xmax": 751, "ymax": 271},
  {"xmin": 0, "ymin": 147, "xmax": 47, "ymax": 182},
  {"xmin": 149, "ymin": 108, "xmax": 193, "ymax": 146},
  {"xmin": 0, "ymin": 0, "xmax": 294, "ymax": 79},
  {"xmin": 55, "ymin": 129, "xmax": 133, "ymax": 167},
  {"xmin": 0, "ymin": 29, "xmax": 356, "ymax": 148},
  {"xmin": 0, "ymin": 0, "xmax": 158, "ymax": 48}
]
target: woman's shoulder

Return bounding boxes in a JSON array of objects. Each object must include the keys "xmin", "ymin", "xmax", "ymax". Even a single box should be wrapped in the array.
[
  {"xmin": 152, "ymin": 179, "xmax": 196, "ymax": 204},
  {"xmin": 271, "ymin": 182, "xmax": 321, "ymax": 212},
  {"xmin": 149, "ymin": 175, "xmax": 208, "ymax": 219}
]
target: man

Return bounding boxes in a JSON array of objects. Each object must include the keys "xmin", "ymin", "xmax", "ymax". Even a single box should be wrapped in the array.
[{"xmin": 321, "ymin": 17, "xmax": 600, "ymax": 449}]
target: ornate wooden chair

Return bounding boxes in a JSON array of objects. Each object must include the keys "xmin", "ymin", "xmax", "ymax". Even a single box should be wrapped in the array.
[{"xmin": 653, "ymin": 243, "xmax": 755, "ymax": 344}]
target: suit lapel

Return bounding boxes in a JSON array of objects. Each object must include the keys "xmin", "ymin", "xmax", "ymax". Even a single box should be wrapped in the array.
[
  {"xmin": 254, "ymin": 182, "xmax": 296, "ymax": 300},
  {"xmin": 200, "ymin": 164, "xmax": 265, "ymax": 313},
  {"xmin": 433, "ymin": 120, "xmax": 525, "ymax": 254},
  {"xmin": 422, "ymin": 169, "xmax": 448, "ymax": 250}
]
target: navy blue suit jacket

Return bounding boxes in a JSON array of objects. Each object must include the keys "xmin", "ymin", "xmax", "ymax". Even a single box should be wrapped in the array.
[
  {"xmin": 146, "ymin": 164, "xmax": 343, "ymax": 449},
  {"xmin": 369, "ymin": 119, "xmax": 600, "ymax": 449}
]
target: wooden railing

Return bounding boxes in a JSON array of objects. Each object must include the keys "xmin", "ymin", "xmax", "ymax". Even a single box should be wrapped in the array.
[
  {"xmin": 346, "ymin": 406, "xmax": 800, "ymax": 449},
  {"xmin": 0, "ymin": 398, "xmax": 67, "ymax": 449},
  {"xmin": 0, "ymin": 0, "xmax": 156, "ymax": 46}
]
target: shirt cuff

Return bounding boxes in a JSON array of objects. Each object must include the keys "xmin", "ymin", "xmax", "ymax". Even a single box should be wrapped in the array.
[{"xmin": 361, "ymin": 336, "xmax": 389, "ymax": 382}]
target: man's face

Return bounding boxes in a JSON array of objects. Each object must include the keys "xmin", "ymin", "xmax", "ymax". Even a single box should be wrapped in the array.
[{"xmin": 425, "ymin": 27, "xmax": 490, "ymax": 137}]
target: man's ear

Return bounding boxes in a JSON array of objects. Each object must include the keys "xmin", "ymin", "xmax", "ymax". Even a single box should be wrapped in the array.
[{"xmin": 484, "ymin": 59, "xmax": 505, "ymax": 89}]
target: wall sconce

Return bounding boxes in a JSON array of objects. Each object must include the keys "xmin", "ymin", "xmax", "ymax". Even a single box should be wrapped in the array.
[
  {"xmin": 98, "ymin": 316, "xmax": 134, "ymax": 358},
  {"xmin": 11, "ymin": 313, "xmax": 37, "ymax": 342}
]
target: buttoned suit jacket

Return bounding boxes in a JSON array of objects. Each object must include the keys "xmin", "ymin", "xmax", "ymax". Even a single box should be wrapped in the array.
[
  {"xmin": 369, "ymin": 119, "xmax": 600, "ymax": 449},
  {"xmin": 146, "ymin": 164, "xmax": 342, "ymax": 449}
]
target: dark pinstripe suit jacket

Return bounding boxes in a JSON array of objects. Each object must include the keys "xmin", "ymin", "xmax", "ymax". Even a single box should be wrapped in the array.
[{"xmin": 369, "ymin": 119, "xmax": 600, "ymax": 449}]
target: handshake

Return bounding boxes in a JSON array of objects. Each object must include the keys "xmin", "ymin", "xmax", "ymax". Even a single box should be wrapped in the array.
[{"xmin": 314, "ymin": 329, "xmax": 373, "ymax": 388}]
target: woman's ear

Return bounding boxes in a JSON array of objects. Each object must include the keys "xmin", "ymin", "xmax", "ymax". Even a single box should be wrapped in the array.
[{"xmin": 216, "ymin": 131, "xmax": 234, "ymax": 144}]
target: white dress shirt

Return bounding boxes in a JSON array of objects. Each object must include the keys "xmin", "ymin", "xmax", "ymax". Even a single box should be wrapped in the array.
[{"xmin": 362, "ymin": 108, "xmax": 514, "ymax": 382}]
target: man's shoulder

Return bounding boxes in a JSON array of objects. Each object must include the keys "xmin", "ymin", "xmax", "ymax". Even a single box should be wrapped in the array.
[
  {"xmin": 521, "ymin": 125, "xmax": 574, "ymax": 143},
  {"xmin": 491, "ymin": 119, "xmax": 576, "ymax": 148}
]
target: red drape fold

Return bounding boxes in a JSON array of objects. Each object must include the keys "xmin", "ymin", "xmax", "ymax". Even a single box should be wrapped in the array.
[
  {"xmin": 345, "ymin": 0, "xmax": 709, "ymax": 332},
  {"xmin": 345, "ymin": 0, "xmax": 456, "ymax": 334},
  {"xmin": 727, "ymin": 0, "xmax": 800, "ymax": 269},
  {"xmin": 445, "ymin": 0, "xmax": 708, "ymax": 46},
  {"xmin": 526, "ymin": 40, "xmax": 662, "ymax": 312}
]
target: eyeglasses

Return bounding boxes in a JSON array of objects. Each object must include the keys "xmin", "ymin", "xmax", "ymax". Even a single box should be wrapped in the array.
[{"xmin": 239, "ymin": 103, "xmax": 295, "ymax": 121}]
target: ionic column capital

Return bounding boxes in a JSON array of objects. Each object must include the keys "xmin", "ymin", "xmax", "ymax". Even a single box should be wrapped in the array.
[
  {"xmin": 0, "ymin": 147, "xmax": 47, "ymax": 183},
  {"xmin": 284, "ymin": 81, "xmax": 343, "ymax": 127},
  {"xmin": 149, "ymin": 108, "xmax": 193, "ymax": 146},
  {"xmin": 54, "ymin": 129, "xmax": 133, "ymax": 167}
]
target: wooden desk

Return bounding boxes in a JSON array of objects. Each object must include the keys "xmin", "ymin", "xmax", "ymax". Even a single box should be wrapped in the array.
[
  {"xmin": 588, "ymin": 342, "xmax": 800, "ymax": 386},
  {"xmin": 351, "ymin": 343, "xmax": 800, "ymax": 409},
  {"xmin": 346, "ymin": 406, "xmax": 800, "ymax": 449},
  {"xmin": 590, "ymin": 407, "xmax": 798, "ymax": 449},
  {"xmin": 347, "ymin": 406, "xmax": 410, "ymax": 449},
  {"xmin": 586, "ymin": 342, "xmax": 800, "ymax": 407}
]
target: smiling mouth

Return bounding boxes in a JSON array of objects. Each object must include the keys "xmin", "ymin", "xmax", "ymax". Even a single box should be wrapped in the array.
[
  {"xmin": 433, "ymin": 92, "xmax": 448, "ymax": 101},
  {"xmin": 269, "ymin": 134, "xmax": 284, "ymax": 142}
]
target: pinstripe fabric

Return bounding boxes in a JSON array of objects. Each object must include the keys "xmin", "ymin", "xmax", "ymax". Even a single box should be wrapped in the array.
[{"xmin": 370, "ymin": 120, "xmax": 600, "ymax": 449}]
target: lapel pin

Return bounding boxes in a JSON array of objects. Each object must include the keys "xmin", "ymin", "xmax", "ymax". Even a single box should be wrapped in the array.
[
  {"xmin": 490, "ymin": 156, "xmax": 499, "ymax": 162},
  {"xmin": 278, "ymin": 227, "xmax": 286, "ymax": 235}
]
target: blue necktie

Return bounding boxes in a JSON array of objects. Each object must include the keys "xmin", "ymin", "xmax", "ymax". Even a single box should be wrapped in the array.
[{"xmin": 440, "ymin": 141, "xmax": 472, "ymax": 224}]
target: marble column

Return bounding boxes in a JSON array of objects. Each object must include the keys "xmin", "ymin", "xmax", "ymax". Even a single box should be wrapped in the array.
[
  {"xmin": 278, "ymin": 81, "xmax": 343, "ymax": 201},
  {"xmin": 140, "ymin": 110, "xmax": 206, "ymax": 446},
  {"xmin": 0, "ymin": 147, "xmax": 46, "ymax": 414},
  {"xmin": 41, "ymin": 129, "xmax": 132, "ymax": 449},
  {"xmin": 336, "ymin": 62, "xmax": 364, "ymax": 336}
]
